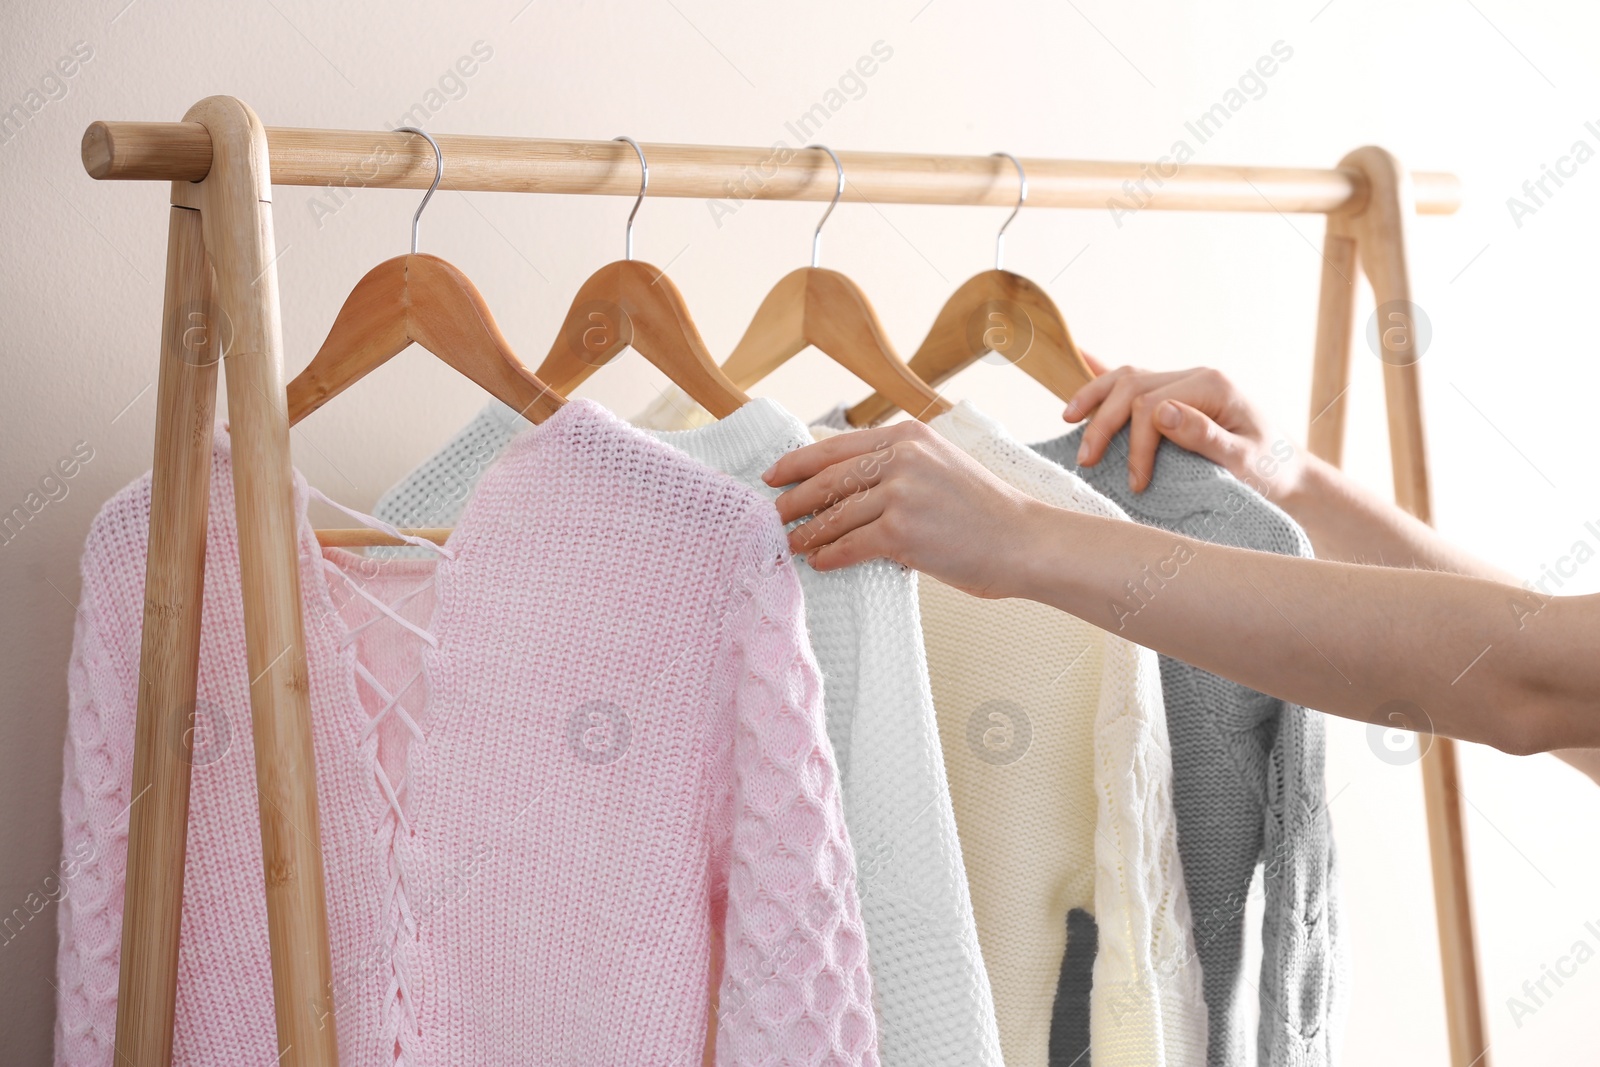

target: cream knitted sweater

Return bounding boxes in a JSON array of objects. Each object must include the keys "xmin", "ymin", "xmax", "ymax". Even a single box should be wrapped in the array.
[
  {"xmin": 376, "ymin": 396, "xmax": 1004, "ymax": 1067},
  {"xmin": 55, "ymin": 400, "xmax": 877, "ymax": 1066}
]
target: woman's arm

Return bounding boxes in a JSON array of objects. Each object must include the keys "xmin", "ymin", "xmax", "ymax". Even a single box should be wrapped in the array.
[
  {"xmin": 763, "ymin": 421, "xmax": 1600, "ymax": 756},
  {"xmin": 1066, "ymin": 360, "xmax": 1600, "ymax": 776}
]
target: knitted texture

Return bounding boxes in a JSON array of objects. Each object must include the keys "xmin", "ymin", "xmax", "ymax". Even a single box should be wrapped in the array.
[
  {"xmin": 632, "ymin": 385, "xmax": 723, "ymax": 432},
  {"xmin": 1034, "ymin": 424, "xmax": 1344, "ymax": 1067},
  {"xmin": 815, "ymin": 403, "xmax": 1208, "ymax": 1067},
  {"xmin": 55, "ymin": 432, "xmax": 397, "ymax": 1065},
  {"xmin": 371, "ymin": 390, "xmax": 716, "ymax": 558},
  {"xmin": 811, "ymin": 403, "xmax": 852, "ymax": 432},
  {"xmin": 375, "ymin": 400, "xmax": 523, "ymax": 533},
  {"xmin": 54, "ymin": 399, "xmax": 878, "ymax": 1066},
  {"xmin": 376, "ymin": 393, "xmax": 1004, "ymax": 1067}
]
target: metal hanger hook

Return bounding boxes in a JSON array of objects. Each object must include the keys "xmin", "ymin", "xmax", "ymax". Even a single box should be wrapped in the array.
[
  {"xmin": 615, "ymin": 136, "xmax": 648, "ymax": 261},
  {"xmin": 806, "ymin": 144, "xmax": 845, "ymax": 268},
  {"xmin": 395, "ymin": 126, "xmax": 443, "ymax": 255},
  {"xmin": 993, "ymin": 151, "xmax": 1027, "ymax": 271}
]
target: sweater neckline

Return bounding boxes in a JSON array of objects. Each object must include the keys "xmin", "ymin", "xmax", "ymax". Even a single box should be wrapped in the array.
[
  {"xmin": 648, "ymin": 397, "xmax": 811, "ymax": 478},
  {"xmin": 296, "ymin": 395, "xmax": 600, "ymax": 569},
  {"xmin": 279, "ymin": 397, "xmax": 605, "ymax": 751}
]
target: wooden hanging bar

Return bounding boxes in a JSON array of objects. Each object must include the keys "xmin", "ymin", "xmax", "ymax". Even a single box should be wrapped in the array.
[
  {"xmin": 83, "ymin": 119, "xmax": 1461, "ymax": 215},
  {"xmin": 81, "ymin": 97, "xmax": 1486, "ymax": 1067}
]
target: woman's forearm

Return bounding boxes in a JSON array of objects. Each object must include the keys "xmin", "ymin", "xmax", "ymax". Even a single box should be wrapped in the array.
[
  {"xmin": 1270, "ymin": 451, "xmax": 1600, "ymax": 780},
  {"xmin": 1277, "ymin": 451, "xmax": 1516, "ymax": 581},
  {"xmin": 1009, "ymin": 498, "xmax": 1600, "ymax": 754}
]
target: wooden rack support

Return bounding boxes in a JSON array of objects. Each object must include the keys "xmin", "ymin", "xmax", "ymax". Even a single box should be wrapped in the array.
[
  {"xmin": 83, "ymin": 96, "xmax": 1486, "ymax": 1067},
  {"xmin": 111, "ymin": 97, "xmax": 340, "ymax": 1067},
  {"xmin": 1309, "ymin": 147, "xmax": 1488, "ymax": 1066},
  {"xmin": 113, "ymin": 200, "xmax": 218, "ymax": 1067}
]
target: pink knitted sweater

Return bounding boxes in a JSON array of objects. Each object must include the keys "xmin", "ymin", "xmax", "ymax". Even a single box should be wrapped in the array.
[{"xmin": 54, "ymin": 399, "xmax": 877, "ymax": 1066}]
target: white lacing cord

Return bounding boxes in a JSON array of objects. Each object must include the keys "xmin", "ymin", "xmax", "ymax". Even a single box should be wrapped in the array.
[
  {"xmin": 337, "ymin": 583, "xmax": 435, "ymax": 647},
  {"xmin": 307, "ymin": 484, "xmax": 440, "ymax": 1061},
  {"xmin": 348, "ymin": 653, "xmax": 426, "ymax": 837},
  {"xmin": 334, "ymin": 574, "xmax": 441, "ymax": 649}
]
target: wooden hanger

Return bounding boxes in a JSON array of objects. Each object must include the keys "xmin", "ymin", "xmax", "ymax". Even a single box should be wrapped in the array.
[
  {"xmin": 847, "ymin": 152, "xmax": 1094, "ymax": 427},
  {"xmin": 284, "ymin": 128, "xmax": 564, "ymax": 546},
  {"xmin": 288, "ymin": 255, "xmax": 564, "ymax": 427},
  {"xmin": 533, "ymin": 137, "xmax": 748, "ymax": 417},
  {"xmin": 718, "ymin": 145, "xmax": 950, "ymax": 422}
]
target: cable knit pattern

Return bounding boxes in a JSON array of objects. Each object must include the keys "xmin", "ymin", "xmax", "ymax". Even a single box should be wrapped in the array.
[
  {"xmin": 1034, "ymin": 425, "xmax": 1345, "ymax": 1067},
  {"xmin": 815, "ymin": 402, "xmax": 1208, "ymax": 1067},
  {"xmin": 54, "ymin": 399, "xmax": 877, "ymax": 1066},
  {"xmin": 376, "ymin": 391, "xmax": 1003, "ymax": 1067}
]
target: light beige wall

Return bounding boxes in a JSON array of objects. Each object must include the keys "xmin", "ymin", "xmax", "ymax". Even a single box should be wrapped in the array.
[{"xmin": 5, "ymin": 0, "xmax": 1600, "ymax": 1062}]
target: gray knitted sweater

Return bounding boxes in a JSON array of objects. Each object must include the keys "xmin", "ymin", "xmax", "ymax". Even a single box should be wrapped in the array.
[{"xmin": 1033, "ymin": 425, "xmax": 1345, "ymax": 1067}]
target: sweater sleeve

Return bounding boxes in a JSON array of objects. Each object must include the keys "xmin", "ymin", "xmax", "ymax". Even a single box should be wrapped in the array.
[
  {"xmin": 1088, "ymin": 637, "xmax": 1210, "ymax": 1067},
  {"xmin": 54, "ymin": 485, "xmax": 150, "ymax": 1067},
  {"xmin": 836, "ymin": 562, "xmax": 1004, "ymax": 1067},
  {"xmin": 710, "ymin": 516, "xmax": 880, "ymax": 1067}
]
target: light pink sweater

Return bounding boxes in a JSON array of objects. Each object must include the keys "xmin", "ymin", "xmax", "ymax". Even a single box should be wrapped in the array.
[{"xmin": 54, "ymin": 399, "xmax": 878, "ymax": 1066}]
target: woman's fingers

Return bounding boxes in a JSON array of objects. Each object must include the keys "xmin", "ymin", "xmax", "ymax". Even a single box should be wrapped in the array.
[
  {"xmin": 1125, "ymin": 395, "xmax": 1165, "ymax": 492},
  {"xmin": 1077, "ymin": 371, "xmax": 1180, "ymax": 466},
  {"xmin": 763, "ymin": 424, "xmax": 905, "ymax": 491},
  {"xmin": 1149, "ymin": 399, "xmax": 1245, "ymax": 471},
  {"xmin": 760, "ymin": 422, "xmax": 1043, "ymax": 599},
  {"xmin": 788, "ymin": 485, "xmax": 888, "ymax": 560},
  {"xmin": 1061, "ymin": 363, "xmax": 1132, "ymax": 423},
  {"xmin": 807, "ymin": 526, "xmax": 892, "ymax": 571},
  {"xmin": 772, "ymin": 444, "xmax": 896, "ymax": 525},
  {"xmin": 1124, "ymin": 370, "xmax": 1239, "ymax": 491}
]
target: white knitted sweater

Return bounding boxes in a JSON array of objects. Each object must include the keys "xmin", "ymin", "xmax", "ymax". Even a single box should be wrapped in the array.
[{"xmin": 376, "ymin": 395, "xmax": 1004, "ymax": 1067}]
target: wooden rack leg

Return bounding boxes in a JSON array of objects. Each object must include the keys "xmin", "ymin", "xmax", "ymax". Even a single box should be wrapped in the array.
[
  {"xmin": 1308, "ymin": 148, "xmax": 1490, "ymax": 1067},
  {"xmin": 177, "ymin": 96, "xmax": 340, "ymax": 1066},
  {"xmin": 1307, "ymin": 212, "xmax": 1359, "ymax": 464},
  {"xmin": 112, "ymin": 203, "xmax": 220, "ymax": 1066}
]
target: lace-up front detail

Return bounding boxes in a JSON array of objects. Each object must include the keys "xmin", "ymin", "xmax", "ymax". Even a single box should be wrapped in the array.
[{"xmin": 309, "ymin": 487, "xmax": 454, "ymax": 1064}]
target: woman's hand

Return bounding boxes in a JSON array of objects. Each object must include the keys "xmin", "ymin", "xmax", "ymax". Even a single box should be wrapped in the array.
[
  {"xmin": 1065, "ymin": 354, "xmax": 1307, "ymax": 502},
  {"xmin": 762, "ymin": 420, "xmax": 1042, "ymax": 599},
  {"xmin": 759, "ymin": 379, "xmax": 1600, "ymax": 757}
]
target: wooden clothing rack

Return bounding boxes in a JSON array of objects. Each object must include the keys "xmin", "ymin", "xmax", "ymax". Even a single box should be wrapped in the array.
[{"xmin": 81, "ymin": 96, "xmax": 1482, "ymax": 1067}]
